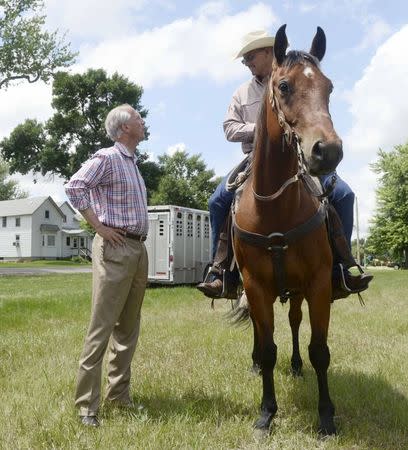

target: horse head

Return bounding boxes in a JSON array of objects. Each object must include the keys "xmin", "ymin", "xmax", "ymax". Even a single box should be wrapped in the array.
[{"xmin": 270, "ymin": 24, "xmax": 343, "ymax": 176}]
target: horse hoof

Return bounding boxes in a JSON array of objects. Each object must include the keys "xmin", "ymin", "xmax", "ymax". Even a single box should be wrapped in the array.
[
  {"xmin": 254, "ymin": 427, "xmax": 269, "ymax": 440},
  {"xmin": 318, "ymin": 422, "xmax": 337, "ymax": 437}
]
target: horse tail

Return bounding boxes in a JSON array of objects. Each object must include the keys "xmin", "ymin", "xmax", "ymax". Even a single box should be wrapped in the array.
[{"xmin": 226, "ymin": 291, "xmax": 251, "ymax": 325}]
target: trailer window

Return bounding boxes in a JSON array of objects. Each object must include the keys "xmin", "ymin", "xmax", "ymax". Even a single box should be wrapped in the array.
[
  {"xmin": 187, "ymin": 214, "xmax": 193, "ymax": 237},
  {"xmin": 159, "ymin": 220, "xmax": 164, "ymax": 236},
  {"xmin": 204, "ymin": 216, "xmax": 210, "ymax": 238},
  {"xmin": 196, "ymin": 215, "xmax": 201, "ymax": 238}
]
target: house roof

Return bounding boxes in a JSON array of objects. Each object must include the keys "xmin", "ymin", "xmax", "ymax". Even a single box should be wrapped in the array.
[
  {"xmin": 58, "ymin": 201, "xmax": 77, "ymax": 215},
  {"xmin": 0, "ymin": 196, "xmax": 65, "ymax": 218}
]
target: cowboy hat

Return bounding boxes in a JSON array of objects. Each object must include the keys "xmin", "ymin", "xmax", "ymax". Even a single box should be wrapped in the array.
[{"xmin": 234, "ymin": 30, "xmax": 275, "ymax": 59}]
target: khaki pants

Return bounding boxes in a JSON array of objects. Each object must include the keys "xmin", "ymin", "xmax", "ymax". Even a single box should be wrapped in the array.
[{"xmin": 75, "ymin": 233, "xmax": 148, "ymax": 416}]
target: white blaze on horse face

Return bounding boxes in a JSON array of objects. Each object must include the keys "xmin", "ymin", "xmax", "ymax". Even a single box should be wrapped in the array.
[{"xmin": 303, "ymin": 66, "xmax": 314, "ymax": 78}]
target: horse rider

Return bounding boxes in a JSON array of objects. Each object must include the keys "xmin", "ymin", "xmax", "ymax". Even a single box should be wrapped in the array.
[{"xmin": 197, "ymin": 30, "xmax": 373, "ymax": 301}]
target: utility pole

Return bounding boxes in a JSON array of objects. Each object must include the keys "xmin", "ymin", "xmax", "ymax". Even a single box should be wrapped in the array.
[{"xmin": 355, "ymin": 196, "xmax": 361, "ymax": 265}]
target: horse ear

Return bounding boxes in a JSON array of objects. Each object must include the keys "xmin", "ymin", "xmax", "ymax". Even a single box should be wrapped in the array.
[
  {"xmin": 309, "ymin": 26, "xmax": 326, "ymax": 61},
  {"xmin": 274, "ymin": 24, "xmax": 288, "ymax": 65}
]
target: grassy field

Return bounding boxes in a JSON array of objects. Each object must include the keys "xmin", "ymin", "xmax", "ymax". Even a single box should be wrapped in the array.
[
  {"xmin": 0, "ymin": 260, "xmax": 91, "ymax": 268},
  {"xmin": 0, "ymin": 270, "xmax": 407, "ymax": 449}
]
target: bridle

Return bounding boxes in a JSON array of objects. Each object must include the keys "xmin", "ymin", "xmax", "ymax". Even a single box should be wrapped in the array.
[
  {"xmin": 251, "ymin": 71, "xmax": 307, "ymax": 202},
  {"xmin": 251, "ymin": 70, "xmax": 336, "ymax": 201}
]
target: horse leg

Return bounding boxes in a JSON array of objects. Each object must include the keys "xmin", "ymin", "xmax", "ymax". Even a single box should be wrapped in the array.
[
  {"xmin": 289, "ymin": 296, "xmax": 303, "ymax": 376},
  {"xmin": 244, "ymin": 283, "xmax": 278, "ymax": 433},
  {"xmin": 307, "ymin": 285, "xmax": 336, "ymax": 436},
  {"xmin": 251, "ymin": 316, "xmax": 262, "ymax": 374}
]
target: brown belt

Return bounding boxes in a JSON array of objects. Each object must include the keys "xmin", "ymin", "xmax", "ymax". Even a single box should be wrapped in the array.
[
  {"xmin": 102, "ymin": 224, "xmax": 146, "ymax": 241},
  {"xmin": 124, "ymin": 232, "xmax": 147, "ymax": 242}
]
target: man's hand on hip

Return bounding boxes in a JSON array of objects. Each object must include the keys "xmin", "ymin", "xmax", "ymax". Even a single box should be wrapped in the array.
[{"xmin": 96, "ymin": 225, "xmax": 126, "ymax": 247}]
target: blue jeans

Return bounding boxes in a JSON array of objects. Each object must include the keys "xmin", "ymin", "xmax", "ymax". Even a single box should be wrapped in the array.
[{"xmin": 209, "ymin": 171, "xmax": 354, "ymax": 260}]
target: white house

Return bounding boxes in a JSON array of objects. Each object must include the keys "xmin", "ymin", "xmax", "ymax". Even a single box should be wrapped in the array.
[{"xmin": 0, "ymin": 196, "xmax": 92, "ymax": 260}]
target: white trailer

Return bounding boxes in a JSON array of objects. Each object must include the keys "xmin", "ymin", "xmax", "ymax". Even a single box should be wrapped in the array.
[{"xmin": 145, "ymin": 205, "xmax": 211, "ymax": 284}]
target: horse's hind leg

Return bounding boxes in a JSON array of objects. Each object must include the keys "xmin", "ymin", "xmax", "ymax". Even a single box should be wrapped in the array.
[
  {"xmin": 307, "ymin": 284, "xmax": 336, "ymax": 436},
  {"xmin": 289, "ymin": 296, "xmax": 303, "ymax": 376}
]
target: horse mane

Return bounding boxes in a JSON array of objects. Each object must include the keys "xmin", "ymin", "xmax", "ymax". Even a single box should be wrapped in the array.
[
  {"xmin": 283, "ymin": 50, "xmax": 320, "ymax": 68},
  {"xmin": 253, "ymin": 86, "xmax": 268, "ymax": 153}
]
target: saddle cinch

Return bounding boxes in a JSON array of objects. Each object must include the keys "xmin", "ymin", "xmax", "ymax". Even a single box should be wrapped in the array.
[{"xmin": 202, "ymin": 156, "xmax": 370, "ymax": 303}]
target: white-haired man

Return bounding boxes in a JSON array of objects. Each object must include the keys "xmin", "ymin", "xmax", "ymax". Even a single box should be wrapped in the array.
[
  {"xmin": 65, "ymin": 104, "xmax": 149, "ymax": 427},
  {"xmin": 197, "ymin": 30, "xmax": 372, "ymax": 300}
]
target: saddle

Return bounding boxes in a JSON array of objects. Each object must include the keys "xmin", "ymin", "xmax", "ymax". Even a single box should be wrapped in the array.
[{"xmin": 203, "ymin": 157, "xmax": 369, "ymax": 303}]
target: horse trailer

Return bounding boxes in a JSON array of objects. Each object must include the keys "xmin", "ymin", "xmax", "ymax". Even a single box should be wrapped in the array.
[{"xmin": 145, "ymin": 205, "xmax": 211, "ymax": 284}]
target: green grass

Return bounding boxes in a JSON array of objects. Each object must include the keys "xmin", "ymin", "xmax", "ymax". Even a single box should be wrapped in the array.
[
  {"xmin": 0, "ymin": 259, "xmax": 91, "ymax": 268},
  {"xmin": 0, "ymin": 270, "xmax": 407, "ymax": 449}
]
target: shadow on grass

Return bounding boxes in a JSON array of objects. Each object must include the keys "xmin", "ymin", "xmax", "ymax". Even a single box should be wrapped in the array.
[
  {"xmin": 284, "ymin": 366, "xmax": 408, "ymax": 448},
  {"xmin": 103, "ymin": 389, "xmax": 253, "ymax": 422}
]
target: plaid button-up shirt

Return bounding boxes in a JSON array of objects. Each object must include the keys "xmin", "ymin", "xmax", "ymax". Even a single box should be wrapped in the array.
[{"xmin": 65, "ymin": 142, "xmax": 149, "ymax": 235}]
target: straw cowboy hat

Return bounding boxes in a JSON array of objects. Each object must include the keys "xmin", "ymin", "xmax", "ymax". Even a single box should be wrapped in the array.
[{"xmin": 234, "ymin": 30, "xmax": 275, "ymax": 59}]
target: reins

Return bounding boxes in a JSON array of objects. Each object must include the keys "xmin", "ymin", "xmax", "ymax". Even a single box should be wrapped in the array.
[{"xmin": 233, "ymin": 74, "xmax": 333, "ymax": 303}]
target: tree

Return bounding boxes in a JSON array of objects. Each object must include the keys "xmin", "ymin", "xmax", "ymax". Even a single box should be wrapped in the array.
[
  {"xmin": 0, "ymin": 159, "xmax": 27, "ymax": 200},
  {"xmin": 150, "ymin": 150, "xmax": 220, "ymax": 210},
  {"xmin": 0, "ymin": 0, "xmax": 76, "ymax": 90},
  {"xmin": 0, "ymin": 69, "xmax": 150, "ymax": 179},
  {"xmin": 365, "ymin": 143, "xmax": 408, "ymax": 266}
]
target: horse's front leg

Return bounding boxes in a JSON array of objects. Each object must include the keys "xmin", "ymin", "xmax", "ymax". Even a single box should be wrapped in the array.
[
  {"xmin": 289, "ymin": 296, "xmax": 303, "ymax": 376},
  {"xmin": 306, "ymin": 278, "xmax": 336, "ymax": 436},
  {"xmin": 246, "ymin": 284, "xmax": 278, "ymax": 433},
  {"xmin": 251, "ymin": 316, "xmax": 261, "ymax": 374}
]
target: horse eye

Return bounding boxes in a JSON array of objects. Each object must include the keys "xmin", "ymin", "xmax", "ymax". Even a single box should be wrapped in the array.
[{"xmin": 278, "ymin": 81, "xmax": 289, "ymax": 94}]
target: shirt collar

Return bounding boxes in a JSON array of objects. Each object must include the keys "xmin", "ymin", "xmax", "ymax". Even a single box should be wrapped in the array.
[{"xmin": 114, "ymin": 142, "xmax": 137, "ymax": 161}]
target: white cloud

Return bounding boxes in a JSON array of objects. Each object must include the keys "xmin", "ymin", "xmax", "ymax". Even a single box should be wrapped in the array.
[
  {"xmin": 166, "ymin": 142, "xmax": 187, "ymax": 156},
  {"xmin": 345, "ymin": 25, "xmax": 408, "ymax": 159},
  {"xmin": 356, "ymin": 17, "xmax": 392, "ymax": 51},
  {"xmin": 343, "ymin": 25, "xmax": 408, "ymax": 235},
  {"xmin": 76, "ymin": 2, "xmax": 279, "ymax": 87},
  {"xmin": 12, "ymin": 172, "xmax": 68, "ymax": 203},
  {"xmin": 0, "ymin": 82, "xmax": 52, "ymax": 140},
  {"xmin": 44, "ymin": 0, "xmax": 149, "ymax": 40}
]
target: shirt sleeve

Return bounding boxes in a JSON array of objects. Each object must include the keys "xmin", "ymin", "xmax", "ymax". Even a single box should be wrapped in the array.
[
  {"xmin": 64, "ymin": 153, "xmax": 111, "ymax": 211},
  {"xmin": 223, "ymin": 92, "xmax": 256, "ymax": 144}
]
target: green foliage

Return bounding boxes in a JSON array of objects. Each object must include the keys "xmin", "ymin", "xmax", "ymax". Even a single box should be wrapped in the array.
[
  {"xmin": 0, "ymin": 158, "xmax": 27, "ymax": 200},
  {"xmin": 0, "ymin": 0, "xmax": 76, "ymax": 90},
  {"xmin": 79, "ymin": 218, "xmax": 95, "ymax": 236},
  {"xmin": 365, "ymin": 143, "xmax": 408, "ymax": 265},
  {"xmin": 150, "ymin": 150, "xmax": 220, "ymax": 210},
  {"xmin": 0, "ymin": 69, "xmax": 149, "ymax": 179}
]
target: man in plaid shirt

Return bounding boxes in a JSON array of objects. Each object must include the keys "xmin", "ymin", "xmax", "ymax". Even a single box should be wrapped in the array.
[{"xmin": 65, "ymin": 104, "xmax": 149, "ymax": 427}]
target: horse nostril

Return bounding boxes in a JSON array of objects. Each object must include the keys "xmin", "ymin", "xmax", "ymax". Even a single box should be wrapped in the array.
[{"xmin": 312, "ymin": 141, "xmax": 323, "ymax": 160}]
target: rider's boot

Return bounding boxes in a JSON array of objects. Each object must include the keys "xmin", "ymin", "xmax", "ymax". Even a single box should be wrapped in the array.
[
  {"xmin": 327, "ymin": 205, "xmax": 373, "ymax": 300},
  {"xmin": 196, "ymin": 220, "xmax": 239, "ymax": 299}
]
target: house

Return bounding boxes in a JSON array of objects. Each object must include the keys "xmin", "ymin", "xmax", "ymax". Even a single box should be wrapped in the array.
[{"xmin": 0, "ymin": 196, "xmax": 92, "ymax": 260}]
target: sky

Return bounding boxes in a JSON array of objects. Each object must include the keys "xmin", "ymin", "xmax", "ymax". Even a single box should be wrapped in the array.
[{"xmin": 1, "ymin": 0, "xmax": 408, "ymax": 237}]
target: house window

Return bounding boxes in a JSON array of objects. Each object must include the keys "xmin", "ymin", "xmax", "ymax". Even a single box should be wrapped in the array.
[
  {"xmin": 73, "ymin": 238, "xmax": 78, "ymax": 248},
  {"xmin": 15, "ymin": 217, "xmax": 21, "ymax": 227},
  {"xmin": 47, "ymin": 235, "xmax": 55, "ymax": 247},
  {"xmin": 2, "ymin": 217, "xmax": 6, "ymax": 227},
  {"xmin": 15, "ymin": 235, "xmax": 20, "ymax": 247},
  {"xmin": 66, "ymin": 237, "xmax": 71, "ymax": 246},
  {"xmin": 42, "ymin": 235, "xmax": 45, "ymax": 246},
  {"xmin": 45, "ymin": 210, "xmax": 50, "ymax": 219},
  {"xmin": 80, "ymin": 237, "xmax": 85, "ymax": 248},
  {"xmin": 63, "ymin": 214, "xmax": 67, "ymax": 223}
]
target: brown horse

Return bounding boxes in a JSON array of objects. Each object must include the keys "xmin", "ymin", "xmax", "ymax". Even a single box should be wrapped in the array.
[{"xmin": 232, "ymin": 25, "xmax": 342, "ymax": 436}]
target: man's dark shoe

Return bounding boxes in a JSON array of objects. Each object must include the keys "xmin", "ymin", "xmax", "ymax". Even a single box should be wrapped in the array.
[
  {"xmin": 80, "ymin": 415, "xmax": 100, "ymax": 427},
  {"xmin": 332, "ymin": 269, "xmax": 373, "ymax": 301}
]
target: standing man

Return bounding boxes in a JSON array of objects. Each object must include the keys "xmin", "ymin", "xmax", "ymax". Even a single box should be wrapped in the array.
[
  {"xmin": 65, "ymin": 104, "xmax": 149, "ymax": 427},
  {"xmin": 197, "ymin": 30, "xmax": 372, "ymax": 300}
]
